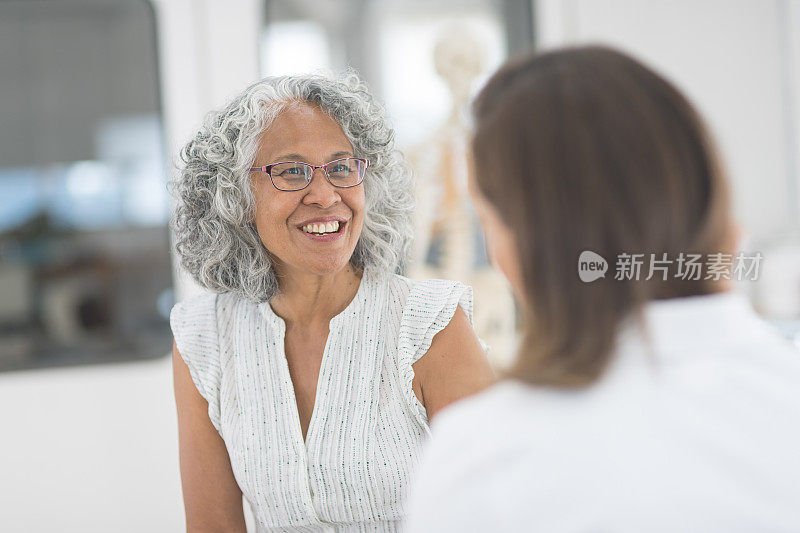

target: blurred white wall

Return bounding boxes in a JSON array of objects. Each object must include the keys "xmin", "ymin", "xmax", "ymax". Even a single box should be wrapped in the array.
[
  {"xmin": 0, "ymin": 1, "xmax": 261, "ymax": 531},
  {"xmin": 0, "ymin": 358, "xmax": 181, "ymax": 532}
]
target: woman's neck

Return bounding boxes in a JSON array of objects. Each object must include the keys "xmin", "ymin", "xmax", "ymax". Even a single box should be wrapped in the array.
[{"xmin": 269, "ymin": 263, "xmax": 363, "ymax": 328}]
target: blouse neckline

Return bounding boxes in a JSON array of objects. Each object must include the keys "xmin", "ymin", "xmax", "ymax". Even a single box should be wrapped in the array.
[
  {"xmin": 257, "ymin": 267, "xmax": 372, "ymax": 329},
  {"xmin": 254, "ymin": 268, "xmax": 375, "ymax": 455}
]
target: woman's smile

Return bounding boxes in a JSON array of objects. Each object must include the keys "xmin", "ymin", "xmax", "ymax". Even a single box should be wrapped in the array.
[{"xmin": 295, "ymin": 216, "xmax": 348, "ymax": 242}]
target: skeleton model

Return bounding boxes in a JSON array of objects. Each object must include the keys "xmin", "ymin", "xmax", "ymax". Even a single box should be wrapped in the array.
[{"xmin": 406, "ymin": 25, "xmax": 518, "ymax": 369}]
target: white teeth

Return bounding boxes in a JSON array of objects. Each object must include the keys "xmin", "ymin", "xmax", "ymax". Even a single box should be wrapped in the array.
[{"xmin": 301, "ymin": 221, "xmax": 341, "ymax": 235}]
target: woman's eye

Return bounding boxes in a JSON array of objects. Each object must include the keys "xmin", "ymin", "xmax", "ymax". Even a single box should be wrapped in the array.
[
  {"xmin": 278, "ymin": 167, "xmax": 303, "ymax": 176},
  {"xmin": 330, "ymin": 164, "xmax": 349, "ymax": 173}
]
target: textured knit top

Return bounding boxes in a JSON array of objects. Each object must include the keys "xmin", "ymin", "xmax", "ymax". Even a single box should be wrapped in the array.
[{"xmin": 170, "ymin": 270, "xmax": 477, "ymax": 532}]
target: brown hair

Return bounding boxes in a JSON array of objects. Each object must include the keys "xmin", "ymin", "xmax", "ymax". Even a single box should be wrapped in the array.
[{"xmin": 471, "ymin": 45, "xmax": 733, "ymax": 387}]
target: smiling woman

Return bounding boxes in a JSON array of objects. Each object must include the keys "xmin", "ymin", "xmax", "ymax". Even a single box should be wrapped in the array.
[{"xmin": 169, "ymin": 72, "xmax": 494, "ymax": 532}]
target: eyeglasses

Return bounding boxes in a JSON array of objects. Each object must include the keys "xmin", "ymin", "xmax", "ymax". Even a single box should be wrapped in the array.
[{"xmin": 249, "ymin": 157, "xmax": 369, "ymax": 191}]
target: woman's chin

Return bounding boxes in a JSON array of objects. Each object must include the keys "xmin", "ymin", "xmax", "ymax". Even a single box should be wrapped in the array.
[{"xmin": 298, "ymin": 257, "xmax": 355, "ymax": 277}]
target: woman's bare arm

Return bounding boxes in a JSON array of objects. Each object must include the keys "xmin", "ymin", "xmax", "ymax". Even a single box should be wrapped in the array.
[
  {"xmin": 411, "ymin": 307, "xmax": 496, "ymax": 421},
  {"xmin": 172, "ymin": 340, "xmax": 247, "ymax": 533}
]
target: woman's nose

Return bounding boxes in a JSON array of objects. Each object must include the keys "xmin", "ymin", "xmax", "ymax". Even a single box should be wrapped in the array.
[{"xmin": 302, "ymin": 168, "xmax": 340, "ymax": 208}]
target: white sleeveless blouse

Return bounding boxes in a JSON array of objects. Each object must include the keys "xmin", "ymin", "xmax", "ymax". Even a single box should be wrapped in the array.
[{"xmin": 170, "ymin": 271, "xmax": 476, "ymax": 532}]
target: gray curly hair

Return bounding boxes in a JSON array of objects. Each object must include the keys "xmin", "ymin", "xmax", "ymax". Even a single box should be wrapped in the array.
[{"xmin": 170, "ymin": 71, "xmax": 414, "ymax": 302}]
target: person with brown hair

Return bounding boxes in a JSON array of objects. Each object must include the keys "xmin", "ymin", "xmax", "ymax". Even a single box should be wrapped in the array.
[{"xmin": 406, "ymin": 45, "xmax": 800, "ymax": 532}]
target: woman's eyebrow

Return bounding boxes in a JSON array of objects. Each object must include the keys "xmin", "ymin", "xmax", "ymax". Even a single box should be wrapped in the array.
[
  {"xmin": 272, "ymin": 150, "xmax": 354, "ymax": 163},
  {"xmin": 272, "ymin": 153, "xmax": 306, "ymax": 162}
]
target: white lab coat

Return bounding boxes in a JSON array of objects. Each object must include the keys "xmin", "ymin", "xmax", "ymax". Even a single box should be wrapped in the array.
[{"xmin": 407, "ymin": 291, "xmax": 800, "ymax": 533}]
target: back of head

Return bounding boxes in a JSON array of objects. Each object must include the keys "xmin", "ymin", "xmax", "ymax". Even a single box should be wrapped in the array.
[{"xmin": 471, "ymin": 45, "xmax": 734, "ymax": 387}]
